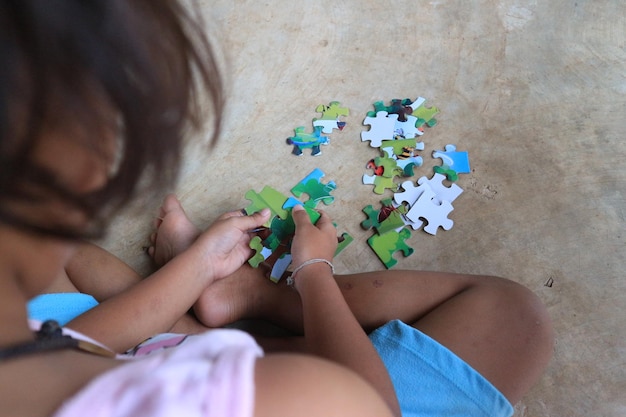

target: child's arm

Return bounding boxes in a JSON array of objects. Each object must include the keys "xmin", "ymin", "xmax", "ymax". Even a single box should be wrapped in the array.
[
  {"xmin": 289, "ymin": 205, "xmax": 401, "ymax": 417},
  {"xmin": 65, "ymin": 209, "xmax": 270, "ymax": 352}
]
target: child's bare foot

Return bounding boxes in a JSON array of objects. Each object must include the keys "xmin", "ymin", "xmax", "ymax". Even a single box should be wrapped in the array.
[
  {"xmin": 148, "ymin": 194, "xmax": 200, "ymax": 266},
  {"xmin": 193, "ymin": 263, "xmax": 280, "ymax": 328}
]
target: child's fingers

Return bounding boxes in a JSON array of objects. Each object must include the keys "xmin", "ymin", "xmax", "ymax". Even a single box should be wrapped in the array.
[
  {"xmin": 314, "ymin": 210, "xmax": 335, "ymax": 232},
  {"xmin": 223, "ymin": 207, "xmax": 270, "ymax": 230},
  {"xmin": 291, "ymin": 204, "xmax": 312, "ymax": 228}
]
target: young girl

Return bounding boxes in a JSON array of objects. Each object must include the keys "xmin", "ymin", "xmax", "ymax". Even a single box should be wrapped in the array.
[
  {"xmin": 0, "ymin": 1, "xmax": 397, "ymax": 416},
  {"xmin": 2, "ymin": 1, "xmax": 553, "ymax": 417}
]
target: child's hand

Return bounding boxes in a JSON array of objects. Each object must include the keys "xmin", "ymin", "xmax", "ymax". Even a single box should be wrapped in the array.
[
  {"xmin": 290, "ymin": 204, "xmax": 338, "ymax": 268},
  {"xmin": 191, "ymin": 208, "xmax": 271, "ymax": 282}
]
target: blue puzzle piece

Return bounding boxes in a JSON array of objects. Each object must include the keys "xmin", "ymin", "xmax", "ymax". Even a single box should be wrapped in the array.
[{"xmin": 432, "ymin": 144, "xmax": 470, "ymax": 175}]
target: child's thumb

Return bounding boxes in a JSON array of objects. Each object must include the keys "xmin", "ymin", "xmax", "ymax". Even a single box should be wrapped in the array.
[{"xmin": 291, "ymin": 204, "xmax": 311, "ymax": 226}]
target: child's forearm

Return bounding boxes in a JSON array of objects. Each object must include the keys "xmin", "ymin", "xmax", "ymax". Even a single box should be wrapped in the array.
[
  {"xmin": 66, "ymin": 247, "xmax": 211, "ymax": 352},
  {"xmin": 295, "ymin": 265, "xmax": 401, "ymax": 417}
]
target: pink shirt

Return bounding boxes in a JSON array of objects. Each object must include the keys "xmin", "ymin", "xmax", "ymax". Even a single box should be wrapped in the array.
[{"xmin": 45, "ymin": 324, "xmax": 263, "ymax": 417}]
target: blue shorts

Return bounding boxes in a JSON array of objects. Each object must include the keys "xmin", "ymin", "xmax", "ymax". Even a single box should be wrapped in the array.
[
  {"xmin": 27, "ymin": 293, "xmax": 99, "ymax": 326},
  {"xmin": 369, "ymin": 320, "xmax": 513, "ymax": 417}
]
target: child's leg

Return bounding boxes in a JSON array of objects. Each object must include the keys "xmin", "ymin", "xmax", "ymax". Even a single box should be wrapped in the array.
[
  {"xmin": 65, "ymin": 243, "xmax": 143, "ymax": 301},
  {"xmin": 153, "ymin": 195, "xmax": 553, "ymax": 404},
  {"xmin": 196, "ymin": 269, "xmax": 552, "ymax": 404}
]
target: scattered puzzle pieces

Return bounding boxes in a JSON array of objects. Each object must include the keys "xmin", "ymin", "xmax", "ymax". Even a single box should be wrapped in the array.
[{"xmin": 359, "ymin": 97, "xmax": 470, "ymax": 268}]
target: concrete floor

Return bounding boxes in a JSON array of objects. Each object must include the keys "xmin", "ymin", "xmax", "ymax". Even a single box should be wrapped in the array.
[{"xmin": 99, "ymin": 1, "xmax": 625, "ymax": 415}]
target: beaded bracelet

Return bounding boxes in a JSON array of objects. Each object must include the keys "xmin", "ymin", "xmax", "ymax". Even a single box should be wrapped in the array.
[{"xmin": 286, "ymin": 258, "xmax": 335, "ymax": 287}]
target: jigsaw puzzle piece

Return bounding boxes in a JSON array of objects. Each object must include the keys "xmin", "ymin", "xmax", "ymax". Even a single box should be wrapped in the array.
[
  {"xmin": 373, "ymin": 153, "xmax": 403, "ymax": 178},
  {"xmin": 432, "ymin": 144, "xmax": 470, "ymax": 179},
  {"xmin": 335, "ymin": 232, "xmax": 354, "ymax": 256},
  {"xmin": 291, "ymin": 168, "xmax": 336, "ymax": 207},
  {"xmin": 269, "ymin": 253, "xmax": 292, "ymax": 283},
  {"xmin": 380, "ymin": 138, "xmax": 424, "ymax": 155},
  {"xmin": 404, "ymin": 183, "xmax": 454, "ymax": 235},
  {"xmin": 433, "ymin": 166, "xmax": 458, "ymax": 182},
  {"xmin": 417, "ymin": 173, "xmax": 463, "ymax": 204},
  {"xmin": 368, "ymin": 98, "xmax": 413, "ymax": 122},
  {"xmin": 361, "ymin": 198, "xmax": 407, "ymax": 234},
  {"xmin": 363, "ymin": 174, "xmax": 398, "ymax": 195},
  {"xmin": 282, "ymin": 197, "xmax": 322, "ymax": 224},
  {"xmin": 313, "ymin": 119, "xmax": 345, "ymax": 134},
  {"xmin": 313, "ymin": 101, "xmax": 349, "ymax": 133},
  {"xmin": 248, "ymin": 236, "xmax": 268, "ymax": 268},
  {"xmin": 395, "ymin": 115, "xmax": 424, "ymax": 138},
  {"xmin": 410, "ymin": 97, "xmax": 439, "ymax": 128},
  {"xmin": 394, "ymin": 180, "xmax": 430, "ymax": 207},
  {"xmin": 286, "ymin": 126, "xmax": 329, "ymax": 156},
  {"xmin": 315, "ymin": 101, "xmax": 349, "ymax": 120},
  {"xmin": 381, "ymin": 144, "xmax": 424, "ymax": 177},
  {"xmin": 361, "ymin": 111, "xmax": 399, "ymax": 148},
  {"xmin": 244, "ymin": 186, "xmax": 289, "ymax": 224},
  {"xmin": 367, "ymin": 228, "xmax": 414, "ymax": 269}
]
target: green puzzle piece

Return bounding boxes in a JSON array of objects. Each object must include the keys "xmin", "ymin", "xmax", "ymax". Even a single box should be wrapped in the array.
[
  {"xmin": 335, "ymin": 232, "xmax": 353, "ymax": 256},
  {"xmin": 248, "ymin": 236, "xmax": 266, "ymax": 268},
  {"xmin": 361, "ymin": 199, "xmax": 407, "ymax": 235},
  {"xmin": 291, "ymin": 169, "xmax": 336, "ymax": 208},
  {"xmin": 244, "ymin": 186, "xmax": 289, "ymax": 225},
  {"xmin": 380, "ymin": 138, "xmax": 419, "ymax": 157},
  {"xmin": 367, "ymin": 228, "xmax": 414, "ymax": 269},
  {"xmin": 412, "ymin": 104, "xmax": 439, "ymax": 127},
  {"xmin": 315, "ymin": 101, "xmax": 349, "ymax": 120}
]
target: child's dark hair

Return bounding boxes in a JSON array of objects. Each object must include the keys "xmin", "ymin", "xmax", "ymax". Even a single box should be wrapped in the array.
[{"xmin": 0, "ymin": 0, "xmax": 222, "ymax": 238}]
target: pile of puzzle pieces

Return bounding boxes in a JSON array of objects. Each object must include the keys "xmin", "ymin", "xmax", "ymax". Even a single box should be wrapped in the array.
[
  {"xmin": 360, "ymin": 97, "xmax": 471, "ymax": 268},
  {"xmin": 286, "ymin": 101, "xmax": 349, "ymax": 156},
  {"xmin": 244, "ymin": 168, "xmax": 353, "ymax": 282}
]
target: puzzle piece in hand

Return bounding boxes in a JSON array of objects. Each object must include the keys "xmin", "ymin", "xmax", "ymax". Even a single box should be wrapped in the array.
[
  {"xmin": 404, "ymin": 183, "xmax": 454, "ymax": 235},
  {"xmin": 432, "ymin": 144, "xmax": 470, "ymax": 180},
  {"xmin": 290, "ymin": 168, "xmax": 336, "ymax": 207},
  {"xmin": 269, "ymin": 253, "xmax": 292, "ymax": 283},
  {"xmin": 367, "ymin": 228, "xmax": 414, "ymax": 269},
  {"xmin": 410, "ymin": 97, "xmax": 439, "ymax": 128},
  {"xmin": 363, "ymin": 174, "xmax": 398, "ymax": 195},
  {"xmin": 244, "ymin": 186, "xmax": 289, "ymax": 224},
  {"xmin": 282, "ymin": 197, "xmax": 322, "ymax": 224},
  {"xmin": 313, "ymin": 101, "xmax": 349, "ymax": 133},
  {"xmin": 361, "ymin": 111, "xmax": 399, "ymax": 148},
  {"xmin": 286, "ymin": 126, "xmax": 329, "ymax": 156},
  {"xmin": 417, "ymin": 173, "xmax": 463, "ymax": 204},
  {"xmin": 248, "ymin": 236, "xmax": 268, "ymax": 268}
]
